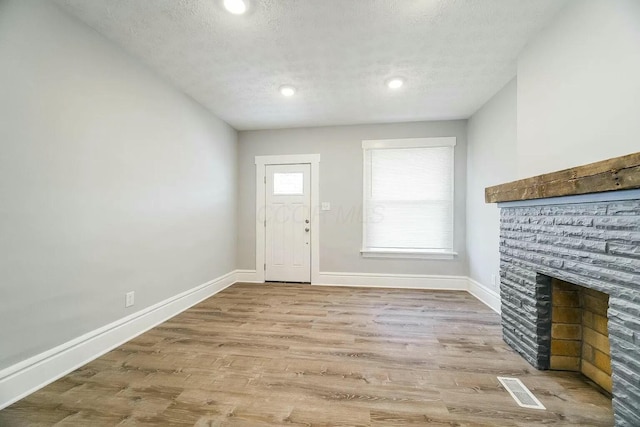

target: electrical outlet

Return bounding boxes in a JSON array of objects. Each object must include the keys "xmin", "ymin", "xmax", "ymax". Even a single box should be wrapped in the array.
[
  {"xmin": 125, "ymin": 291, "xmax": 135, "ymax": 308},
  {"xmin": 492, "ymin": 274, "xmax": 498, "ymax": 287},
  {"xmin": 321, "ymin": 202, "xmax": 331, "ymax": 211}
]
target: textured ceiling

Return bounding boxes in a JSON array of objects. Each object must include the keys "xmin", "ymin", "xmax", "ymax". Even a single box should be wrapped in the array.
[{"xmin": 54, "ymin": 0, "xmax": 566, "ymax": 130}]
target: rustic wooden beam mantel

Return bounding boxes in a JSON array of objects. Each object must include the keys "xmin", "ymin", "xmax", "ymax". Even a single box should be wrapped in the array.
[{"xmin": 485, "ymin": 152, "xmax": 640, "ymax": 203}]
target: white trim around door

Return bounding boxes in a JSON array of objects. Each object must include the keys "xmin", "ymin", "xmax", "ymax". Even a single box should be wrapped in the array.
[{"xmin": 255, "ymin": 154, "xmax": 320, "ymax": 284}]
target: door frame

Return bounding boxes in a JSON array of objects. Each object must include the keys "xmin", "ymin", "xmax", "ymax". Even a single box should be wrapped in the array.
[{"xmin": 255, "ymin": 154, "xmax": 320, "ymax": 284}]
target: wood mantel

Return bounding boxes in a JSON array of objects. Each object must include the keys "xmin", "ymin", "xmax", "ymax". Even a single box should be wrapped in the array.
[{"xmin": 485, "ymin": 152, "xmax": 640, "ymax": 203}]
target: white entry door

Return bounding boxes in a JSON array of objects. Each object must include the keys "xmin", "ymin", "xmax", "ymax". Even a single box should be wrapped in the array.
[{"xmin": 265, "ymin": 164, "xmax": 311, "ymax": 283}]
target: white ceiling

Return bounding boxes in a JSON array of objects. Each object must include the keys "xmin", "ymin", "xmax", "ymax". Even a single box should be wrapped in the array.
[{"xmin": 54, "ymin": 0, "xmax": 566, "ymax": 131}]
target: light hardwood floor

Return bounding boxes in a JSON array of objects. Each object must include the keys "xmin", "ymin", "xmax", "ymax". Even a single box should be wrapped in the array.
[{"xmin": 0, "ymin": 283, "xmax": 613, "ymax": 426}]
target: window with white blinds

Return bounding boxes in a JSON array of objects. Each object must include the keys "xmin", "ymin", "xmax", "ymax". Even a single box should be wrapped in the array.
[{"xmin": 362, "ymin": 137, "xmax": 456, "ymax": 258}]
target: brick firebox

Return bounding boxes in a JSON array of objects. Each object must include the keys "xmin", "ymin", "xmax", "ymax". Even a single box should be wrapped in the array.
[{"xmin": 550, "ymin": 278, "xmax": 612, "ymax": 394}]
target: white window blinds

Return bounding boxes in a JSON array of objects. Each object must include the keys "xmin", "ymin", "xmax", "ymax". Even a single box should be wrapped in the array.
[{"xmin": 362, "ymin": 138, "xmax": 455, "ymax": 255}]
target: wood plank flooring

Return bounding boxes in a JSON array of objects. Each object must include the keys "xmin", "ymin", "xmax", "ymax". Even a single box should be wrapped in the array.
[{"xmin": 0, "ymin": 283, "xmax": 614, "ymax": 426}]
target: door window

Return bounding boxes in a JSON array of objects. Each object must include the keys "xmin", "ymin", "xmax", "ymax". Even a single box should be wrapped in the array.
[{"xmin": 273, "ymin": 172, "xmax": 304, "ymax": 195}]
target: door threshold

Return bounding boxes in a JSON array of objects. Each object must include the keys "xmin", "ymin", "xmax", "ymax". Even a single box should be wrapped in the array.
[{"xmin": 265, "ymin": 281, "xmax": 311, "ymax": 285}]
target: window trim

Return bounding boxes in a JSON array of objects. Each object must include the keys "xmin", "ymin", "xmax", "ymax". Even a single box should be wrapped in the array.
[
  {"xmin": 361, "ymin": 137, "xmax": 456, "ymax": 260},
  {"xmin": 360, "ymin": 249, "xmax": 458, "ymax": 260}
]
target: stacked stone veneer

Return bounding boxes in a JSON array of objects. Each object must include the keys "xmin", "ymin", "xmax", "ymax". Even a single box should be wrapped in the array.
[{"xmin": 499, "ymin": 198, "xmax": 640, "ymax": 425}]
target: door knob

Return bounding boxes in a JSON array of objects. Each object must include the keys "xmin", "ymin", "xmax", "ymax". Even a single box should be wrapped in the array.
[{"xmin": 305, "ymin": 227, "xmax": 310, "ymax": 232}]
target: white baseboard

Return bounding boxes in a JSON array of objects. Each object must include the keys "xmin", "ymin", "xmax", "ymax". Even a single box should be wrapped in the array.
[
  {"xmin": 1, "ymin": 269, "xmax": 502, "ymax": 410},
  {"xmin": 0, "ymin": 270, "xmax": 237, "ymax": 410},
  {"xmin": 235, "ymin": 269, "xmax": 260, "ymax": 283},
  {"xmin": 467, "ymin": 277, "xmax": 501, "ymax": 314},
  {"xmin": 316, "ymin": 272, "xmax": 501, "ymax": 314},
  {"xmin": 316, "ymin": 271, "xmax": 469, "ymax": 290}
]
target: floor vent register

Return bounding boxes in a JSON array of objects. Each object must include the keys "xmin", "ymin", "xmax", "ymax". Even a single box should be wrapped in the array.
[{"xmin": 497, "ymin": 377, "xmax": 546, "ymax": 410}]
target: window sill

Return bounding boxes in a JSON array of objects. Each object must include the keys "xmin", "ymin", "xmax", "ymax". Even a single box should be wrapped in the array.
[{"xmin": 360, "ymin": 249, "xmax": 458, "ymax": 260}]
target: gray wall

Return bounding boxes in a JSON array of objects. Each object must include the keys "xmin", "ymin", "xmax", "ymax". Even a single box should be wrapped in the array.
[
  {"xmin": 0, "ymin": 0, "xmax": 237, "ymax": 370},
  {"xmin": 466, "ymin": 0, "xmax": 640, "ymax": 292},
  {"xmin": 466, "ymin": 79, "xmax": 518, "ymax": 292},
  {"xmin": 517, "ymin": 0, "xmax": 640, "ymax": 178},
  {"xmin": 237, "ymin": 121, "xmax": 468, "ymax": 276}
]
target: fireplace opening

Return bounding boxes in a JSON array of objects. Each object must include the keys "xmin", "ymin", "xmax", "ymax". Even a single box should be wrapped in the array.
[{"xmin": 550, "ymin": 278, "xmax": 612, "ymax": 396}]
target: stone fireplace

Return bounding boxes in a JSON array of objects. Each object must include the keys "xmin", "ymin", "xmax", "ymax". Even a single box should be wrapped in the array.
[{"xmin": 486, "ymin": 153, "xmax": 640, "ymax": 426}]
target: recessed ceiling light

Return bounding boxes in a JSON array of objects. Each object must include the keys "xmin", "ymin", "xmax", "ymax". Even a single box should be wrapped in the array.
[
  {"xmin": 280, "ymin": 85, "xmax": 296, "ymax": 97},
  {"xmin": 224, "ymin": 0, "xmax": 247, "ymax": 15},
  {"xmin": 386, "ymin": 78, "xmax": 404, "ymax": 89}
]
